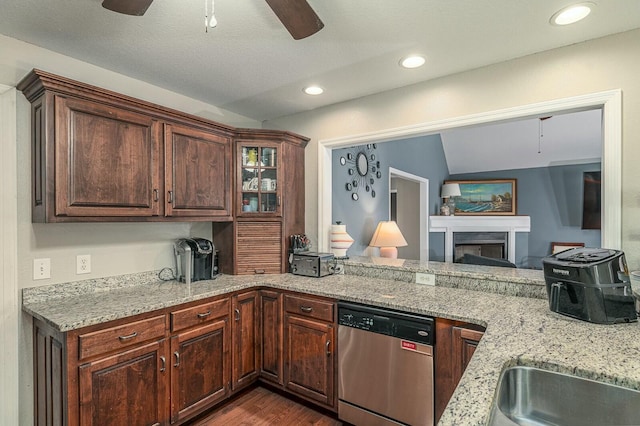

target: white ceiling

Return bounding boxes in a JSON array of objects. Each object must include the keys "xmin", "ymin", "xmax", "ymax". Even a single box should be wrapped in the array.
[
  {"xmin": 441, "ymin": 109, "xmax": 603, "ymax": 174},
  {"xmin": 0, "ymin": 1, "xmax": 639, "ymax": 121}
]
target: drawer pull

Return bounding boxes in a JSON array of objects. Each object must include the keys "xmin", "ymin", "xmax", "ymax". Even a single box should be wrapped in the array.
[
  {"xmin": 118, "ymin": 332, "xmax": 138, "ymax": 342},
  {"xmin": 234, "ymin": 308, "xmax": 240, "ymax": 321},
  {"xmin": 300, "ymin": 306, "xmax": 313, "ymax": 313},
  {"xmin": 174, "ymin": 351, "xmax": 180, "ymax": 367},
  {"xmin": 326, "ymin": 340, "xmax": 331, "ymax": 356},
  {"xmin": 197, "ymin": 310, "xmax": 212, "ymax": 319},
  {"xmin": 160, "ymin": 356, "xmax": 166, "ymax": 372},
  {"xmin": 254, "ymin": 269, "xmax": 265, "ymax": 274}
]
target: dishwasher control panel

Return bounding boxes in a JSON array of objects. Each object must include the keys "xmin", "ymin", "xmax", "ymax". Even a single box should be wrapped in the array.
[{"xmin": 338, "ymin": 302, "xmax": 434, "ymax": 345}]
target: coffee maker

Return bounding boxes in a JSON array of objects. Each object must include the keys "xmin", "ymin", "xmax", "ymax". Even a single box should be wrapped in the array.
[{"xmin": 174, "ymin": 238, "xmax": 217, "ymax": 284}]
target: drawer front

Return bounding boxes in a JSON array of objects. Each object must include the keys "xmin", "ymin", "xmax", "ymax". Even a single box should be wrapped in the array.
[
  {"xmin": 284, "ymin": 294, "xmax": 334, "ymax": 322},
  {"xmin": 78, "ymin": 315, "xmax": 166, "ymax": 360},
  {"xmin": 171, "ymin": 298, "xmax": 229, "ymax": 332}
]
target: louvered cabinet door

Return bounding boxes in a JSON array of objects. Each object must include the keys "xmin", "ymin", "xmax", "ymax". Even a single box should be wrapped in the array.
[{"xmin": 236, "ymin": 222, "xmax": 283, "ymax": 274}]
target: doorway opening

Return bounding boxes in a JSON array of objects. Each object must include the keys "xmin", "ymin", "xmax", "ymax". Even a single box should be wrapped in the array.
[{"xmin": 389, "ymin": 168, "xmax": 428, "ymax": 261}]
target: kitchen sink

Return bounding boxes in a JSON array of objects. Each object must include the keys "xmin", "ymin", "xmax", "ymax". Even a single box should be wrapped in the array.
[{"xmin": 487, "ymin": 366, "xmax": 640, "ymax": 425}]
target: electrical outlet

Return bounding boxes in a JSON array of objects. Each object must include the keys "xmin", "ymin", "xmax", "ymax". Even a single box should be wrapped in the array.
[
  {"xmin": 77, "ymin": 254, "xmax": 91, "ymax": 274},
  {"xmin": 33, "ymin": 258, "xmax": 51, "ymax": 280},
  {"xmin": 415, "ymin": 272, "xmax": 436, "ymax": 286}
]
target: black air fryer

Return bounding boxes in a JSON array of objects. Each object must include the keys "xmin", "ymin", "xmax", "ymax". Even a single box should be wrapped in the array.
[{"xmin": 542, "ymin": 247, "xmax": 636, "ymax": 324}]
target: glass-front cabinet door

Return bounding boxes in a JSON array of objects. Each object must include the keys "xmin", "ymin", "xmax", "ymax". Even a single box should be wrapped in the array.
[{"xmin": 237, "ymin": 143, "xmax": 281, "ymax": 216}]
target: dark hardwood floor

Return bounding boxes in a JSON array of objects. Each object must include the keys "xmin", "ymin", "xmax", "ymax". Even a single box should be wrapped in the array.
[{"xmin": 188, "ymin": 386, "xmax": 343, "ymax": 426}]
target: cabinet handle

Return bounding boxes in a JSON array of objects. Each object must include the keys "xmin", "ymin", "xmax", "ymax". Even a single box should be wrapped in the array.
[
  {"xmin": 118, "ymin": 331, "xmax": 138, "ymax": 342},
  {"xmin": 160, "ymin": 356, "xmax": 166, "ymax": 372},
  {"xmin": 277, "ymin": 195, "xmax": 281, "ymax": 206},
  {"xmin": 153, "ymin": 189, "xmax": 159, "ymax": 202},
  {"xmin": 326, "ymin": 340, "xmax": 331, "ymax": 356},
  {"xmin": 167, "ymin": 190, "xmax": 173, "ymax": 203},
  {"xmin": 300, "ymin": 306, "xmax": 313, "ymax": 313},
  {"xmin": 173, "ymin": 351, "xmax": 180, "ymax": 367},
  {"xmin": 254, "ymin": 269, "xmax": 265, "ymax": 274},
  {"xmin": 197, "ymin": 310, "xmax": 211, "ymax": 319},
  {"xmin": 234, "ymin": 308, "xmax": 240, "ymax": 321}
]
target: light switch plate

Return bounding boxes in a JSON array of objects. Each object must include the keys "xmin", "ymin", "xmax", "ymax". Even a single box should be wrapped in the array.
[
  {"xmin": 77, "ymin": 254, "xmax": 91, "ymax": 274},
  {"xmin": 33, "ymin": 258, "xmax": 51, "ymax": 280},
  {"xmin": 415, "ymin": 272, "xmax": 435, "ymax": 286}
]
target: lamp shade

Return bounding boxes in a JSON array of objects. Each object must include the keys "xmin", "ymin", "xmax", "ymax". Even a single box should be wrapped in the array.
[
  {"xmin": 369, "ymin": 221, "xmax": 408, "ymax": 248},
  {"xmin": 441, "ymin": 183, "xmax": 461, "ymax": 198}
]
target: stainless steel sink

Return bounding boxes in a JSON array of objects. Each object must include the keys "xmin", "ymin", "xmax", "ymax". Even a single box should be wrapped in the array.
[{"xmin": 487, "ymin": 366, "xmax": 640, "ymax": 425}]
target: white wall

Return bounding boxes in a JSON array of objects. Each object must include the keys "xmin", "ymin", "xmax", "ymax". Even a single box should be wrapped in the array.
[
  {"xmin": 266, "ymin": 29, "xmax": 640, "ymax": 271},
  {"xmin": 0, "ymin": 34, "xmax": 260, "ymax": 424}
]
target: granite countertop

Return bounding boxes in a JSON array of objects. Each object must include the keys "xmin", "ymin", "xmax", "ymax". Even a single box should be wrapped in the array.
[{"xmin": 22, "ymin": 260, "xmax": 640, "ymax": 426}]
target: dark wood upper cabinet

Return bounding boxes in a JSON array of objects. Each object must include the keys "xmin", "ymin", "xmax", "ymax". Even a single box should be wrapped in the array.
[
  {"xmin": 54, "ymin": 95, "xmax": 162, "ymax": 218},
  {"xmin": 164, "ymin": 123, "xmax": 232, "ymax": 218}
]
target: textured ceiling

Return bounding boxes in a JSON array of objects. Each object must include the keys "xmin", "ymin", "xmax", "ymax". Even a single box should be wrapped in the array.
[{"xmin": 1, "ymin": 1, "xmax": 639, "ymax": 121}]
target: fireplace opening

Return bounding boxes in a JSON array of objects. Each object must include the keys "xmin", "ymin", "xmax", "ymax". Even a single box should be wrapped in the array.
[{"xmin": 453, "ymin": 232, "xmax": 508, "ymax": 263}]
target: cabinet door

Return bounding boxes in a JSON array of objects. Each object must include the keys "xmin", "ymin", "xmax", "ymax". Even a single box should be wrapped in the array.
[
  {"xmin": 55, "ymin": 96, "xmax": 161, "ymax": 217},
  {"xmin": 237, "ymin": 143, "xmax": 282, "ymax": 217},
  {"xmin": 452, "ymin": 326, "xmax": 484, "ymax": 373},
  {"xmin": 165, "ymin": 124, "xmax": 232, "ymax": 218},
  {"xmin": 236, "ymin": 222, "xmax": 283, "ymax": 274},
  {"xmin": 284, "ymin": 314, "xmax": 335, "ymax": 408},
  {"xmin": 260, "ymin": 290, "xmax": 283, "ymax": 384},
  {"xmin": 170, "ymin": 318, "xmax": 229, "ymax": 423},
  {"xmin": 232, "ymin": 291, "xmax": 259, "ymax": 390},
  {"xmin": 78, "ymin": 339, "xmax": 168, "ymax": 426}
]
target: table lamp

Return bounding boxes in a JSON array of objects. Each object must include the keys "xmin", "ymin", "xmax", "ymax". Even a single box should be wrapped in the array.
[
  {"xmin": 440, "ymin": 183, "xmax": 461, "ymax": 215},
  {"xmin": 369, "ymin": 221, "xmax": 408, "ymax": 259}
]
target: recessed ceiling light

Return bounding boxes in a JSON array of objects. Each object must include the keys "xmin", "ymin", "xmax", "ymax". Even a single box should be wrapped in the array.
[
  {"xmin": 400, "ymin": 55, "xmax": 426, "ymax": 69},
  {"xmin": 550, "ymin": 2, "xmax": 593, "ymax": 26},
  {"xmin": 304, "ymin": 85, "xmax": 324, "ymax": 95}
]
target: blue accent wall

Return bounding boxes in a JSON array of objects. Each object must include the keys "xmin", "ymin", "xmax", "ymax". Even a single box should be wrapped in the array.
[
  {"xmin": 332, "ymin": 134, "xmax": 449, "ymax": 258},
  {"xmin": 451, "ymin": 163, "xmax": 601, "ymax": 268}
]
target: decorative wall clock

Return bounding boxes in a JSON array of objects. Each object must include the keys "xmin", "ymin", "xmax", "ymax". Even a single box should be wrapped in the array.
[{"xmin": 339, "ymin": 144, "xmax": 382, "ymax": 201}]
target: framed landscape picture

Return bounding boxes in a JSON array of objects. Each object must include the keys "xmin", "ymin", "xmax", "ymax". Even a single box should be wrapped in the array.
[{"xmin": 446, "ymin": 179, "xmax": 517, "ymax": 215}]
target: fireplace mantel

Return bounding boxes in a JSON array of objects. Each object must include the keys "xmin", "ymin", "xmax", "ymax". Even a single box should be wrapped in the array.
[{"xmin": 429, "ymin": 215, "xmax": 531, "ymax": 263}]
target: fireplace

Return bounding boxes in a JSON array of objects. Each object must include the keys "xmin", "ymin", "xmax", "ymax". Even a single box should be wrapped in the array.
[
  {"xmin": 428, "ymin": 215, "xmax": 531, "ymax": 264},
  {"xmin": 453, "ymin": 232, "xmax": 508, "ymax": 263}
]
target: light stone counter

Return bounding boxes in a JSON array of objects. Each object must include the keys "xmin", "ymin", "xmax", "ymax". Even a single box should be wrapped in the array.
[{"xmin": 22, "ymin": 259, "xmax": 640, "ymax": 426}]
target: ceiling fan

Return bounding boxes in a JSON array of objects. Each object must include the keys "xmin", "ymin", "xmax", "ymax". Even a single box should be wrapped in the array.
[{"xmin": 101, "ymin": 0, "xmax": 324, "ymax": 40}]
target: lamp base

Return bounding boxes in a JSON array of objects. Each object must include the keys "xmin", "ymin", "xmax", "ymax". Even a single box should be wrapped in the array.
[{"xmin": 379, "ymin": 246, "xmax": 398, "ymax": 259}]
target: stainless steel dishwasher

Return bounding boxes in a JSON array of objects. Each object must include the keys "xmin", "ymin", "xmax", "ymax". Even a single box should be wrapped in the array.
[{"xmin": 337, "ymin": 302, "xmax": 434, "ymax": 426}]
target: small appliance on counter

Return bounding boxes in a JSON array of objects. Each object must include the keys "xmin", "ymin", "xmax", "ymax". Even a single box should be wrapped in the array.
[
  {"xmin": 542, "ymin": 247, "xmax": 636, "ymax": 324},
  {"xmin": 174, "ymin": 238, "xmax": 218, "ymax": 284},
  {"xmin": 290, "ymin": 252, "xmax": 336, "ymax": 278}
]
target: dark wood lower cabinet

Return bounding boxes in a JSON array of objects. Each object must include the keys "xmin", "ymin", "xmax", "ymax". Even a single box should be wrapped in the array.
[
  {"xmin": 79, "ymin": 339, "xmax": 169, "ymax": 426},
  {"xmin": 259, "ymin": 290, "xmax": 283, "ymax": 384},
  {"xmin": 232, "ymin": 291, "xmax": 259, "ymax": 390},
  {"xmin": 434, "ymin": 318, "xmax": 485, "ymax": 423},
  {"xmin": 170, "ymin": 319, "xmax": 229, "ymax": 424},
  {"xmin": 31, "ymin": 290, "xmax": 337, "ymax": 426},
  {"xmin": 284, "ymin": 314, "xmax": 335, "ymax": 409}
]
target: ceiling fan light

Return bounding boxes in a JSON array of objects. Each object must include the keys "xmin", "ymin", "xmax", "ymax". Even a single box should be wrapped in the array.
[
  {"xmin": 304, "ymin": 85, "xmax": 324, "ymax": 95},
  {"xmin": 550, "ymin": 3, "xmax": 593, "ymax": 26},
  {"xmin": 400, "ymin": 55, "xmax": 426, "ymax": 69}
]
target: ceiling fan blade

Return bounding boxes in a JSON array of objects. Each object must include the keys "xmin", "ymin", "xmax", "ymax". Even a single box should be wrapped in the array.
[
  {"xmin": 265, "ymin": 0, "xmax": 324, "ymax": 40},
  {"xmin": 102, "ymin": 0, "xmax": 154, "ymax": 16}
]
